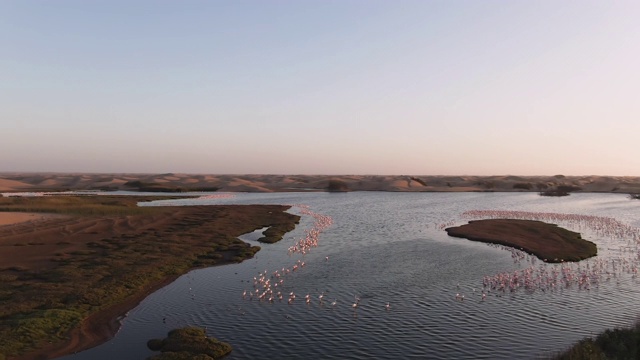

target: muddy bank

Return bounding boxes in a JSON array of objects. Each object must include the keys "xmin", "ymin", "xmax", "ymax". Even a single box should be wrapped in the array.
[{"xmin": 445, "ymin": 219, "xmax": 597, "ymax": 263}]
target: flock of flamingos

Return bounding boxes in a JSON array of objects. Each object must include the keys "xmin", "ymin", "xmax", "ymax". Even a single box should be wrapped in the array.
[
  {"xmin": 224, "ymin": 194, "xmax": 640, "ymax": 313},
  {"xmin": 460, "ymin": 210, "xmax": 640, "ymax": 300},
  {"xmin": 238, "ymin": 204, "xmax": 364, "ymax": 308}
]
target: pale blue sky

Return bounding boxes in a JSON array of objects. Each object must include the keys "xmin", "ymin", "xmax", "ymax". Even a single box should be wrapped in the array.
[{"xmin": 2, "ymin": 1, "xmax": 639, "ymax": 175}]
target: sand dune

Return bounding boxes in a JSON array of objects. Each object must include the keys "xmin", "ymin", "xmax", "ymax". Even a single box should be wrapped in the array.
[
  {"xmin": 0, "ymin": 178, "xmax": 32, "ymax": 191},
  {"xmin": 0, "ymin": 212, "xmax": 56, "ymax": 226},
  {"xmin": 1, "ymin": 173, "xmax": 639, "ymax": 194}
]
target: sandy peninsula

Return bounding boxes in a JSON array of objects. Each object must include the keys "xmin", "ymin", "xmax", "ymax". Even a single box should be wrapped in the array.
[{"xmin": 0, "ymin": 196, "xmax": 299, "ymax": 360}]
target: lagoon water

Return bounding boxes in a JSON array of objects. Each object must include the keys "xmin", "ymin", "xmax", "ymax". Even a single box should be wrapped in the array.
[{"xmin": 61, "ymin": 192, "xmax": 640, "ymax": 359}]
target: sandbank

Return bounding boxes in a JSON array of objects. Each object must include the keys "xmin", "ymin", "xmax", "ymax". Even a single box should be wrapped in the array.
[{"xmin": 445, "ymin": 219, "xmax": 597, "ymax": 263}]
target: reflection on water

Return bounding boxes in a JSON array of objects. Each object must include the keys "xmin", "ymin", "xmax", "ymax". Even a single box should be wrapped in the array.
[{"xmin": 61, "ymin": 192, "xmax": 640, "ymax": 360}]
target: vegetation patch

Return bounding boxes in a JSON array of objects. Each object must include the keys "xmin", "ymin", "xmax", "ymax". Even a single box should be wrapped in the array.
[
  {"xmin": 123, "ymin": 181, "xmax": 219, "ymax": 193},
  {"xmin": 0, "ymin": 197, "xmax": 299, "ymax": 359},
  {"xmin": 146, "ymin": 327, "xmax": 232, "ymax": 360},
  {"xmin": 5, "ymin": 309, "xmax": 83, "ymax": 355},
  {"xmin": 539, "ymin": 190, "xmax": 570, "ymax": 197},
  {"xmin": 258, "ymin": 222, "xmax": 298, "ymax": 244},
  {"xmin": 326, "ymin": 179, "xmax": 349, "ymax": 192},
  {"xmin": 0, "ymin": 195, "xmax": 167, "ymax": 216},
  {"xmin": 552, "ymin": 320, "xmax": 640, "ymax": 360},
  {"xmin": 513, "ymin": 182, "xmax": 533, "ymax": 190},
  {"xmin": 445, "ymin": 219, "xmax": 597, "ymax": 263},
  {"xmin": 539, "ymin": 185, "xmax": 582, "ymax": 197},
  {"xmin": 475, "ymin": 180, "xmax": 495, "ymax": 190}
]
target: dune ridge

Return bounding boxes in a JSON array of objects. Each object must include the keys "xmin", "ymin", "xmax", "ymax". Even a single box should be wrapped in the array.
[{"xmin": 1, "ymin": 173, "xmax": 639, "ymax": 194}]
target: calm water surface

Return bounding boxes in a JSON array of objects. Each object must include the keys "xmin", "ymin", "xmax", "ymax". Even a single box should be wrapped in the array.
[{"xmin": 61, "ymin": 192, "xmax": 640, "ymax": 359}]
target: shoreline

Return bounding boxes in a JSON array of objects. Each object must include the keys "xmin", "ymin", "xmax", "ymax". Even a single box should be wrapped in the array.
[
  {"xmin": 23, "ymin": 250, "xmax": 280, "ymax": 360},
  {"xmin": 17, "ymin": 274, "xmax": 180, "ymax": 360},
  {"xmin": 0, "ymin": 198, "xmax": 300, "ymax": 360}
]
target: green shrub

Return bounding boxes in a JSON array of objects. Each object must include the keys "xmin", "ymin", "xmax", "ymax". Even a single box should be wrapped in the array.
[
  {"xmin": 513, "ymin": 182, "xmax": 533, "ymax": 190},
  {"xmin": 327, "ymin": 179, "xmax": 349, "ymax": 192},
  {"xmin": 553, "ymin": 321, "xmax": 640, "ymax": 360},
  {"xmin": 147, "ymin": 327, "xmax": 232, "ymax": 360}
]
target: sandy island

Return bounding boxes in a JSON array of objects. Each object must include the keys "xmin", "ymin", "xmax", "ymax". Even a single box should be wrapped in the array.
[{"xmin": 445, "ymin": 219, "xmax": 598, "ymax": 263}]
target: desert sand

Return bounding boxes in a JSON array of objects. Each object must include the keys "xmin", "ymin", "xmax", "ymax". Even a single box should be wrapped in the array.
[
  {"xmin": 1, "ymin": 173, "xmax": 640, "ymax": 194},
  {"xmin": 0, "ymin": 212, "xmax": 56, "ymax": 226}
]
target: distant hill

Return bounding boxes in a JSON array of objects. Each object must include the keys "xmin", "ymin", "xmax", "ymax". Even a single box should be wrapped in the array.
[{"xmin": 1, "ymin": 173, "xmax": 640, "ymax": 194}]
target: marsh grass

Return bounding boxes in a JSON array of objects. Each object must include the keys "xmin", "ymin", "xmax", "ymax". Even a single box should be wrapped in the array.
[
  {"xmin": 5, "ymin": 310, "xmax": 84, "ymax": 354},
  {"xmin": 0, "ymin": 196, "xmax": 169, "ymax": 216},
  {"xmin": 552, "ymin": 320, "xmax": 640, "ymax": 359},
  {"xmin": 147, "ymin": 326, "xmax": 232, "ymax": 359},
  {"xmin": 326, "ymin": 179, "xmax": 349, "ymax": 192},
  {"xmin": 123, "ymin": 180, "xmax": 219, "ymax": 193},
  {"xmin": 0, "ymin": 197, "xmax": 299, "ymax": 358},
  {"xmin": 539, "ymin": 185, "xmax": 583, "ymax": 197},
  {"xmin": 259, "ymin": 222, "xmax": 297, "ymax": 243}
]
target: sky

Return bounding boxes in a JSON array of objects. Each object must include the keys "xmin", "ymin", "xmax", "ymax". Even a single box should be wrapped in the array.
[{"xmin": 1, "ymin": 1, "xmax": 639, "ymax": 176}]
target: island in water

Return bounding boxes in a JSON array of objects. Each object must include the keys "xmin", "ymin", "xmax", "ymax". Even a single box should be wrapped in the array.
[
  {"xmin": 445, "ymin": 218, "xmax": 597, "ymax": 263},
  {"xmin": 146, "ymin": 327, "xmax": 232, "ymax": 360}
]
